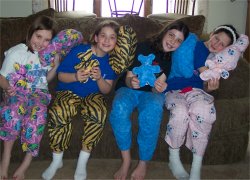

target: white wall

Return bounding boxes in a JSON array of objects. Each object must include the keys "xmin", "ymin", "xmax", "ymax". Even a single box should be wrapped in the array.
[
  {"xmin": 207, "ymin": 0, "xmax": 247, "ymax": 34},
  {"xmin": 0, "ymin": 0, "xmax": 32, "ymax": 17},
  {"xmin": 0, "ymin": 0, "xmax": 248, "ymax": 34}
]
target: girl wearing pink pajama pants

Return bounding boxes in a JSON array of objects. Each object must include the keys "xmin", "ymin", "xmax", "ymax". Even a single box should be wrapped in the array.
[
  {"xmin": 165, "ymin": 88, "xmax": 216, "ymax": 157},
  {"xmin": 164, "ymin": 25, "xmax": 239, "ymax": 180}
]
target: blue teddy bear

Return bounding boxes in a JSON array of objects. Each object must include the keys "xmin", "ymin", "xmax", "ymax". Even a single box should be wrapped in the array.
[{"xmin": 132, "ymin": 53, "xmax": 160, "ymax": 87}]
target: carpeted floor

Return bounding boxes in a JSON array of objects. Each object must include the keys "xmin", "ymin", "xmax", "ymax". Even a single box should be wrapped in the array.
[
  {"xmin": 5, "ymin": 132, "xmax": 250, "ymax": 180},
  {"xmin": 8, "ymin": 151, "xmax": 250, "ymax": 180}
]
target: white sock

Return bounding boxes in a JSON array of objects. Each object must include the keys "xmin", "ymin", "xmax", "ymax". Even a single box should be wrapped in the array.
[
  {"xmin": 168, "ymin": 147, "xmax": 189, "ymax": 179},
  {"xmin": 74, "ymin": 150, "xmax": 90, "ymax": 180},
  {"xmin": 42, "ymin": 152, "xmax": 64, "ymax": 180},
  {"xmin": 189, "ymin": 154, "xmax": 202, "ymax": 180}
]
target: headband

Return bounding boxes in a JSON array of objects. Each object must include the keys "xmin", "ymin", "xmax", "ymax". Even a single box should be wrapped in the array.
[{"xmin": 214, "ymin": 25, "xmax": 237, "ymax": 44}]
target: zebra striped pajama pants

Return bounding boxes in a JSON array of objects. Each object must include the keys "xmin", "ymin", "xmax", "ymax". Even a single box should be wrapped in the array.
[{"xmin": 47, "ymin": 90, "xmax": 107, "ymax": 152}]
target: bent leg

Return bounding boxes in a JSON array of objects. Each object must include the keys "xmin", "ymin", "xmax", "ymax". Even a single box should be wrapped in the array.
[
  {"xmin": 109, "ymin": 87, "xmax": 138, "ymax": 151},
  {"xmin": 137, "ymin": 92, "xmax": 165, "ymax": 161},
  {"xmin": 75, "ymin": 93, "xmax": 108, "ymax": 179},
  {"xmin": 48, "ymin": 91, "xmax": 80, "ymax": 152},
  {"xmin": 164, "ymin": 91, "xmax": 190, "ymax": 179},
  {"xmin": 185, "ymin": 89, "xmax": 216, "ymax": 156},
  {"xmin": 165, "ymin": 91, "xmax": 190, "ymax": 148},
  {"xmin": 185, "ymin": 89, "xmax": 216, "ymax": 180},
  {"xmin": 80, "ymin": 93, "xmax": 108, "ymax": 151},
  {"xmin": 0, "ymin": 140, "xmax": 15, "ymax": 179},
  {"xmin": 109, "ymin": 88, "xmax": 138, "ymax": 180},
  {"xmin": 132, "ymin": 92, "xmax": 164, "ymax": 179},
  {"xmin": 0, "ymin": 93, "xmax": 26, "ymax": 179},
  {"xmin": 43, "ymin": 91, "xmax": 80, "ymax": 180}
]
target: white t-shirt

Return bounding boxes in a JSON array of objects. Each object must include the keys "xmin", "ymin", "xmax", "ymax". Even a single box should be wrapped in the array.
[{"xmin": 0, "ymin": 43, "xmax": 51, "ymax": 90}]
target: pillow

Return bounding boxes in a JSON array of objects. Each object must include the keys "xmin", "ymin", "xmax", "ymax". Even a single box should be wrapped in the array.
[
  {"xmin": 109, "ymin": 25, "xmax": 137, "ymax": 74},
  {"xmin": 39, "ymin": 29, "xmax": 83, "ymax": 67},
  {"xmin": 168, "ymin": 33, "xmax": 198, "ymax": 79}
]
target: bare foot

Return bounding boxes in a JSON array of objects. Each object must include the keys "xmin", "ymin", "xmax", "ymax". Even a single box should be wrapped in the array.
[
  {"xmin": 12, "ymin": 167, "xmax": 25, "ymax": 180},
  {"xmin": 131, "ymin": 161, "xmax": 147, "ymax": 180},
  {"xmin": 114, "ymin": 160, "xmax": 131, "ymax": 180},
  {"xmin": 0, "ymin": 160, "xmax": 9, "ymax": 179},
  {"xmin": 12, "ymin": 153, "xmax": 32, "ymax": 180}
]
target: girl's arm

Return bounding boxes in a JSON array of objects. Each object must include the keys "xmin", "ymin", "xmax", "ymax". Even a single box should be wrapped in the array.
[
  {"xmin": 46, "ymin": 54, "xmax": 61, "ymax": 82},
  {"xmin": 152, "ymin": 73, "xmax": 167, "ymax": 93},
  {"xmin": 0, "ymin": 75, "xmax": 16, "ymax": 96},
  {"xmin": 0, "ymin": 75, "xmax": 10, "ymax": 90},
  {"xmin": 96, "ymin": 78, "xmax": 113, "ymax": 94},
  {"xmin": 91, "ymin": 66, "xmax": 113, "ymax": 94}
]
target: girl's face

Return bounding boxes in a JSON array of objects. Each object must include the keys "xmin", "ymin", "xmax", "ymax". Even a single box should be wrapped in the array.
[
  {"xmin": 30, "ymin": 30, "xmax": 53, "ymax": 52},
  {"xmin": 94, "ymin": 26, "xmax": 117, "ymax": 57},
  {"xmin": 206, "ymin": 32, "xmax": 231, "ymax": 53},
  {"xmin": 162, "ymin": 29, "xmax": 184, "ymax": 52}
]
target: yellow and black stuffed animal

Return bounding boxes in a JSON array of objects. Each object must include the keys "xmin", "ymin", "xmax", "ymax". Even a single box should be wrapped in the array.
[
  {"xmin": 109, "ymin": 25, "xmax": 137, "ymax": 74},
  {"xmin": 74, "ymin": 25, "xmax": 137, "ymax": 81},
  {"xmin": 74, "ymin": 49, "xmax": 100, "ymax": 83}
]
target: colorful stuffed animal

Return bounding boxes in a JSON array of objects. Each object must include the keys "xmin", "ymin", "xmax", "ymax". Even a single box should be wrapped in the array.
[
  {"xmin": 39, "ymin": 29, "xmax": 83, "ymax": 67},
  {"xmin": 132, "ymin": 53, "xmax": 160, "ymax": 87},
  {"xmin": 200, "ymin": 34, "xmax": 249, "ymax": 80},
  {"xmin": 168, "ymin": 33, "xmax": 198, "ymax": 79}
]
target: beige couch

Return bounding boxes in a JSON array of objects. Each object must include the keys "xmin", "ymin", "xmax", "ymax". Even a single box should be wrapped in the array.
[{"xmin": 0, "ymin": 8, "xmax": 249, "ymax": 165}]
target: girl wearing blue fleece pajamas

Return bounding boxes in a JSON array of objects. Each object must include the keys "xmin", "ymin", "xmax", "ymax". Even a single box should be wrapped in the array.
[{"xmin": 109, "ymin": 21, "xmax": 189, "ymax": 180}]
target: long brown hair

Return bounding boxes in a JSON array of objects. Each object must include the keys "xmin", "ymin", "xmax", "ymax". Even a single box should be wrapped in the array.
[{"xmin": 149, "ymin": 21, "xmax": 189, "ymax": 54}]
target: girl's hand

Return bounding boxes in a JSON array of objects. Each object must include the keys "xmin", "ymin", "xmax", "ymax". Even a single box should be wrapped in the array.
[
  {"xmin": 76, "ymin": 68, "xmax": 90, "ymax": 82},
  {"xmin": 207, "ymin": 78, "xmax": 220, "ymax": 91},
  {"xmin": 154, "ymin": 79, "xmax": 167, "ymax": 93},
  {"xmin": 90, "ymin": 66, "xmax": 102, "ymax": 81},
  {"xmin": 5, "ymin": 86, "xmax": 16, "ymax": 96},
  {"xmin": 130, "ymin": 76, "xmax": 140, "ymax": 89}
]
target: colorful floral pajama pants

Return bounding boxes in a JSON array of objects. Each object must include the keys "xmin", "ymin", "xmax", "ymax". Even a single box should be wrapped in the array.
[
  {"xmin": 0, "ymin": 89, "xmax": 51, "ymax": 157},
  {"xmin": 165, "ymin": 88, "xmax": 216, "ymax": 156},
  {"xmin": 48, "ymin": 91, "xmax": 107, "ymax": 152}
]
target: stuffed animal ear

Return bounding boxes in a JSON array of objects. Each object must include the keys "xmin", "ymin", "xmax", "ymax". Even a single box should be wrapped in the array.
[
  {"xmin": 39, "ymin": 29, "xmax": 83, "ymax": 67},
  {"xmin": 109, "ymin": 25, "xmax": 137, "ymax": 74}
]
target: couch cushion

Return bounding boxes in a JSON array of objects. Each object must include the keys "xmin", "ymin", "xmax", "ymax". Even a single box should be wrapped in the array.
[{"xmin": 55, "ymin": 11, "xmax": 97, "ymax": 18}]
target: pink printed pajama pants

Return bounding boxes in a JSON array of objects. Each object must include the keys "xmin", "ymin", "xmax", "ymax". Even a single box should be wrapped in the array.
[
  {"xmin": 0, "ymin": 88, "xmax": 51, "ymax": 157},
  {"xmin": 165, "ymin": 88, "xmax": 216, "ymax": 156}
]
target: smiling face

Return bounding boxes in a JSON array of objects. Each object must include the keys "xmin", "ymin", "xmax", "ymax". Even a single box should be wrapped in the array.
[
  {"xmin": 206, "ymin": 32, "xmax": 232, "ymax": 53},
  {"xmin": 161, "ymin": 29, "xmax": 185, "ymax": 52},
  {"xmin": 30, "ymin": 30, "xmax": 53, "ymax": 52},
  {"xmin": 94, "ymin": 26, "xmax": 117, "ymax": 57}
]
